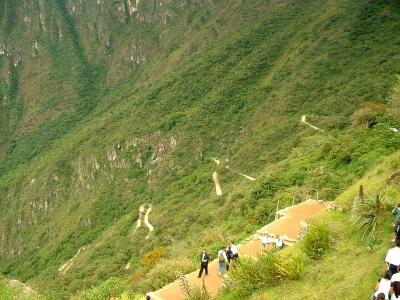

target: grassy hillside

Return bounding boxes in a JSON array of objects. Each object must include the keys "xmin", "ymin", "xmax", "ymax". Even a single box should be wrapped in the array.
[
  {"xmin": 215, "ymin": 150, "xmax": 400, "ymax": 300},
  {"xmin": 0, "ymin": 0, "xmax": 400, "ymax": 298}
]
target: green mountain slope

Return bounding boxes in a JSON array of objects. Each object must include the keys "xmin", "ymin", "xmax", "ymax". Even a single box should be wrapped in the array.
[
  {"xmin": 215, "ymin": 149, "xmax": 400, "ymax": 300},
  {"xmin": 0, "ymin": 0, "xmax": 400, "ymax": 298}
]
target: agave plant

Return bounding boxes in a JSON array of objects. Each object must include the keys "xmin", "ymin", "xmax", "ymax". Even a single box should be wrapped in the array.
[
  {"xmin": 178, "ymin": 271, "xmax": 192, "ymax": 297},
  {"xmin": 352, "ymin": 194, "xmax": 383, "ymax": 238}
]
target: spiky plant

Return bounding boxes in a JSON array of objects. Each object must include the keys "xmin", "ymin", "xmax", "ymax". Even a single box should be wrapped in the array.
[
  {"xmin": 178, "ymin": 271, "xmax": 192, "ymax": 297},
  {"xmin": 352, "ymin": 194, "xmax": 384, "ymax": 238}
]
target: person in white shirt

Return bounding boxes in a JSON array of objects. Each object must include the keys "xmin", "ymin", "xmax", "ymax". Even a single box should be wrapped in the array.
[
  {"xmin": 275, "ymin": 235, "xmax": 285, "ymax": 250},
  {"xmin": 145, "ymin": 292, "xmax": 163, "ymax": 300},
  {"xmin": 391, "ymin": 270, "xmax": 400, "ymax": 283},
  {"xmin": 218, "ymin": 246, "xmax": 228, "ymax": 277},
  {"xmin": 260, "ymin": 233, "xmax": 273, "ymax": 252},
  {"xmin": 371, "ymin": 271, "xmax": 391, "ymax": 300},
  {"xmin": 230, "ymin": 241, "xmax": 239, "ymax": 268},
  {"xmin": 385, "ymin": 242, "xmax": 400, "ymax": 275}
]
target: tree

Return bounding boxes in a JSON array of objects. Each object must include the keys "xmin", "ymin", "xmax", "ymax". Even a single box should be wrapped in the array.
[{"xmin": 351, "ymin": 102, "xmax": 387, "ymax": 127}]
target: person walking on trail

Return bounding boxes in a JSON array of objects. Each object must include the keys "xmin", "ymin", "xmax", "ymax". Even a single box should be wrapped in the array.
[
  {"xmin": 391, "ymin": 282, "xmax": 400, "ymax": 300},
  {"xmin": 275, "ymin": 235, "xmax": 285, "ymax": 250},
  {"xmin": 375, "ymin": 293, "xmax": 386, "ymax": 300},
  {"xmin": 392, "ymin": 271, "xmax": 400, "ymax": 299},
  {"xmin": 198, "ymin": 249, "xmax": 210, "ymax": 278},
  {"xmin": 393, "ymin": 203, "xmax": 400, "ymax": 242},
  {"xmin": 229, "ymin": 241, "xmax": 239, "ymax": 268},
  {"xmin": 218, "ymin": 246, "xmax": 228, "ymax": 277},
  {"xmin": 385, "ymin": 241, "xmax": 400, "ymax": 275},
  {"xmin": 226, "ymin": 244, "xmax": 233, "ymax": 271},
  {"xmin": 371, "ymin": 270, "xmax": 391, "ymax": 300},
  {"xmin": 260, "ymin": 232, "xmax": 272, "ymax": 252}
]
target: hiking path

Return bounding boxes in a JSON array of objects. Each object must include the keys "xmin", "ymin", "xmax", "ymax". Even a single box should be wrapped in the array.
[{"xmin": 153, "ymin": 199, "xmax": 330, "ymax": 300}]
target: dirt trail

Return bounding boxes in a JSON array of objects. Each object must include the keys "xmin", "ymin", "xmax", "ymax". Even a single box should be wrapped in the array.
[
  {"xmin": 58, "ymin": 246, "xmax": 88, "ymax": 274},
  {"xmin": 212, "ymin": 171, "xmax": 223, "ymax": 196},
  {"xmin": 300, "ymin": 115, "xmax": 324, "ymax": 132},
  {"xmin": 154, "ymin": 199, "xmax": 329, "ymax": 300}
]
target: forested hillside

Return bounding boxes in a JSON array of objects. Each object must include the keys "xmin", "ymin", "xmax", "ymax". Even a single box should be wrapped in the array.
[{"xmin": 0, "ymin": 0, "xmax": 400, "ymax": 298}]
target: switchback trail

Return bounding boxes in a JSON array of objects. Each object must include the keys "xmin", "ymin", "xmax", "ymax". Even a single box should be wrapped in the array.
[{"xmin": 154, "ymin": 199, "xmax": 330, "ymax": 300}]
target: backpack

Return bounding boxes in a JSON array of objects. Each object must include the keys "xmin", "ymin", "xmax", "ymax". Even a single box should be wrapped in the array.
[
  {"xmin": 218, "ymin": 251, "xmax": 225, "ymax": 262},
  {"xmin": 226, "ymin": 247, "xmax": 233, "ymax": 258}
]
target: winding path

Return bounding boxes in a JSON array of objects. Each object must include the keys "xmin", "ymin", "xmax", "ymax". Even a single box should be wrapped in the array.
[
  {"xmin": 300, "ymin": 115, "xmax": 324, "ymax": 132},
  {"xmin": 153, "ymin": 199, "xmax": 329, "ymax": 300}
]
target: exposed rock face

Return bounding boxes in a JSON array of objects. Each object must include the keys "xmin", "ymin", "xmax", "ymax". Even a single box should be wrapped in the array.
[
  {"xmin": 3, "ymin": 277, "xmax": 39, "ymax": 298},
  {"xmin": 0, "ymin": 0, "xmax": 215, "ymax": 160}
]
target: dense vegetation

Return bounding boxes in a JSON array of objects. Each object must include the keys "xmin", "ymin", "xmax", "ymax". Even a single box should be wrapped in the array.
[{"xmin": 0, "ymin": 0, "xmax": 400, "ymax": 298}]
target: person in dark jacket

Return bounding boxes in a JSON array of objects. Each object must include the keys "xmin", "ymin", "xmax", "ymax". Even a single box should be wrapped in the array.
[
  {"xmin": 226, "ymin": 244, "xmax": 233, "ymax": 271},
  {"xmin": 198, "ymin": 249, "xmax": 210, "ymax": 278},
  {"xmin": 393, "ymin": 202, "xmax": 400, "ymax": 243}
]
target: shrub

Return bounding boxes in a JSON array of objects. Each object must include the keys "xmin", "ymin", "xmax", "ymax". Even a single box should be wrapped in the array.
[
  {"xmin": 116, "ymin": 293, "xmax": 144, "ymax": 300},
  {"xmin": 137, "ymin": 257, "xmax": 196, "ymax": 291},
  {"xmin": 141, "ymin": 247, "xmax": 167, "ymax": 268},
  {"xmin": 302, "ymin": 222, "xmax": 331, "ymax": 260},
  {"xmin": 228, "ymin": 250, "xmax": 304, "ymax": 297},
  {"xmin": 350, "ymin": 102, "xmax": 387, "ymax": 127},
  {"xmin": 79, "ymin": 277, "xmax": 127, "ymax": 300},
  {"xmin": 185, "ymin": 285, "xmax": 210, "ymax": 300}
]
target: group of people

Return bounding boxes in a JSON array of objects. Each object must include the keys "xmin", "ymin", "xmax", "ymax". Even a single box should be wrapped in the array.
[
  {"xmin": 371, "ymin": 203, "xmax": 400, "ymax": 300},
  {"xmin": 198, "ymin": 234, "xmax": 286, "ymax": 280},
  {"xmin": 260, "ymin": 232, "xmax": 285, "ymax": 251},
  {"xmin": 198, "ymin": 241, "xmax": 240, "ymax": 278}
]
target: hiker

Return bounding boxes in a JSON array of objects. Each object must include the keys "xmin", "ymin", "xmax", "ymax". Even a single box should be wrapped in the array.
[
  {"xmin": 392, "ymin": 282, "xmax": 400, "ymax": 300},
  {"xmin": 385, "ymin": 241, "xmax": 400, "ymax": 275},
  {"xmin": 218, "ymin": 246, "xmax": 228, "ymax": 277},
  {"xmin": 146, "ymin": 292, "xmax": 164, "ymax": 300},
  {"xmin": 198, "ymin": 248, "xmax": 210, "ymax": 278},
  {"xmin": 376, "ymin": 293, "xmax": 386, "ymax": 300},
  {"xmin": 391, "ymin": 265, "xmax": 400, "ymax": 298},
  {"xmin": 229, "ymin": 241, "xmax": 239, "ymax": 268},
  {"xmin": 260, "ymin": 232, "xmax": 272, "ymax": 252},
  {"xmin": 393, "ymin": 203, "xmax": 400, "ymax": 242},
  {"xmin": 145, "ymin": 293, "xmax": 163, "ymax": 300},
  {"xmin": 226, "ymin": 244, "xmax": 233, "ymax": 271},
  {"xmin": 371, "ymin": 270, "xmax": 391, "ymax": 300},
  {"xmin": 275, "ymin": 235, "xmax": 285, "ymax": 250}
]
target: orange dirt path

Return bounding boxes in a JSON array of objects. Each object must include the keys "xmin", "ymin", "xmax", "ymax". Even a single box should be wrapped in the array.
[{"xmin": 153, "ymin": 200, "xmax": 329, "ymax": 300}]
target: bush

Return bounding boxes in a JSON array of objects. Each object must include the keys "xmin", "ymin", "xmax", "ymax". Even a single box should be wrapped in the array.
[
  {"xmin": 228, "ymin": 250, "xmax": 304, "ymax": 297},
  {"xmin": 184, "ymin": 285, "xmax": 210, "ymax": 300},
  {"xmin": 79, "ymin": 277, "xmax": 127, "ymax": 300},
  {"xmin": 350, "ymin": 102, "xmax": 387, "ymax": 127},
  {"xmin": 141, "ymin": 247, "xmax": 167, "ymax": 268},
  {"xmin": 137, "ymin": 257, "xmax": 196, "ymax": 291},
  {"xmin": 302, "ymin": 222, "xmax": 331, "ymax": 260}
]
